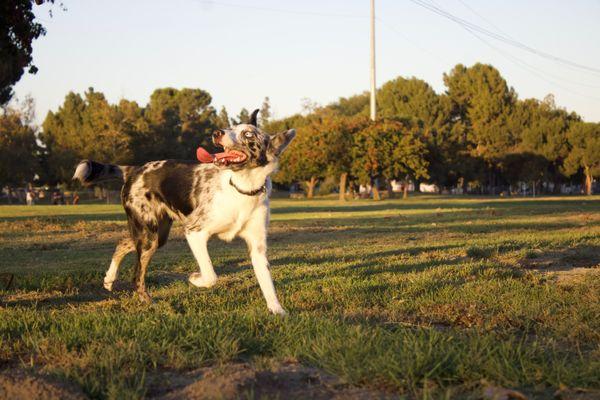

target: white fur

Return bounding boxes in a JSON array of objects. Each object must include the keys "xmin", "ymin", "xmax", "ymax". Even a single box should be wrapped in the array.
[
  {"xmin": 185, "ymin": 161, "xmax": 285, "ymax": 315},
  {"xmin": 103, "ymin": 260, "xmax": 118, "ymax": 291},
  {"xmin": 73, "ymin": 161, "xmax": 89, "ymax": 181}
]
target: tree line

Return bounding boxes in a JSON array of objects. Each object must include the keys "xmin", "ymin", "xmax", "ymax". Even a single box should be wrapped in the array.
[{"xmin": 1, "ymin": 63, "xmax": 598, "ymax": 198}]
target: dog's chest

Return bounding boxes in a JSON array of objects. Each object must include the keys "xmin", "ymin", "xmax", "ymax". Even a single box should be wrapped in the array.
[{"xmin": 206, "ymin": 188, "xmax": 265, "ymax": 240}]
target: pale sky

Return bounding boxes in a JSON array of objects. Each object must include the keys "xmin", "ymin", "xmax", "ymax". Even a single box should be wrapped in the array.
[{"xmin": 13, "ymin": 0, "xmax": 600, "ymax": 126}]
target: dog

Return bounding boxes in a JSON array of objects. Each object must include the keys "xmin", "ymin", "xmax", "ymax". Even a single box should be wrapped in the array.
[{"xmin": 73, "ymin": 109, "xmax": 295, "ymax": 315}]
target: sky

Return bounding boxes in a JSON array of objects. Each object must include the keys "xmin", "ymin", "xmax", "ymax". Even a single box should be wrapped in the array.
[{"xmin": 13, "ymin": 0, "xmax": 600, "ymax": 126}]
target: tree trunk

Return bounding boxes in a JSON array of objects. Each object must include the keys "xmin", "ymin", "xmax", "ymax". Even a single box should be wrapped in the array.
[
  {"xmin": 338, "ymin": 172, "xmax": 348, "ymax": 201},
  {"xmin": 584, "ymin": 166, "xmax": 592, "ymax": 195},
  {"xmin": 372, "ymin": 185, "xmax": 381, "ymax": 201},
  {"xmin": 306, "ymin": 176, "xmax": 317, "ymax": 199},
  {"xmin": 385, "ymin": 179, "xmax": 394, "ymax": 199},
  {"xmin": 413, "ymin": 178, "xmax": 421, "ymax": 192},
  {"xmin": 403, "ymin": 181, "xmax": 409, "ymax": 199},
  {"xmin": 461, "ymin": 177, "xmax": 468, "ymax": 195}
]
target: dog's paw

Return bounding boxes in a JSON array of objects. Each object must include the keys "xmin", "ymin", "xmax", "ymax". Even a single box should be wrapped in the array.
[
  {"xmin": 136, "ymin": 291, "xmax": 152, "ymax": 304},
  {"xmin": 188, "ymin": 272, "xmax": 217, "ymax": 288},
  {"xmin": 103, "ymin": 279, "xmax": 113, "ymax": 292},
  {"xmin": 268, "ymin": 304, "xmax": 287, "ymax": 316}
]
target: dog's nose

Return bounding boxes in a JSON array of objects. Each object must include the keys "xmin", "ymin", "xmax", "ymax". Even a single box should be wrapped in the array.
[{"xmin": 212, "ymin": 130, "xmax": 224, "ymax": 145}]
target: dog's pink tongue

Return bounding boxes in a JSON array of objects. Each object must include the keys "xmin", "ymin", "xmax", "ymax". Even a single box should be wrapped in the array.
[{"xmin": 196, "ymin": 147, "xmax": 216, "ymax": 163}]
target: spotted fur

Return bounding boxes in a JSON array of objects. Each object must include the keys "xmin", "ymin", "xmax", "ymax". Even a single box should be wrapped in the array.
[{"xmin": 73, "ymin": 123, "xmax": 296, "ymax": 314}]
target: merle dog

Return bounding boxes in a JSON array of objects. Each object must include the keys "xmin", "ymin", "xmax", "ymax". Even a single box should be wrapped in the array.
[{"xmin": 73, "ymin": 109, "xmax": 295, "ymax": 315}]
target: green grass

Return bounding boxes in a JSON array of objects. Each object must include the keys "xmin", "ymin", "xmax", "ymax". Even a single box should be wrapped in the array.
[{"xmin": 1, "ymin": 195, "xmax": 599, "ymax": 399}]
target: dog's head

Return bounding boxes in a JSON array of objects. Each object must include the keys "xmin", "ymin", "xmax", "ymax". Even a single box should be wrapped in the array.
[{"xmin": 207, "ymin": 109, "xmax": 296, "ymax": 170}]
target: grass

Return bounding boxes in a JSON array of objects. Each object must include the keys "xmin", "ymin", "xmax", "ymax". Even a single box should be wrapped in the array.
[{"xmin": 0, "ymin": 195, "xmax": 599, "ymax": 399}]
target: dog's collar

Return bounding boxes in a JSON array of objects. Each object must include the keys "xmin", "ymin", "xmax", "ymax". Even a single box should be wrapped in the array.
[{"xmin": 229, "ymin": 178, "xmax": 266, "ymax": 196}]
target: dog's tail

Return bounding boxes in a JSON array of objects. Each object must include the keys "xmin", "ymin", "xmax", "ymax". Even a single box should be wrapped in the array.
[{"xmin": 73, "ymin": 160, "xmax": 131, "ymax": 186}]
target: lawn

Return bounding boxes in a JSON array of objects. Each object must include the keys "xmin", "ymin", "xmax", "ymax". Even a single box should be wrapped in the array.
[{"xmin": 0, "ymin": 195, "xmax": 599, "ymax": 399}]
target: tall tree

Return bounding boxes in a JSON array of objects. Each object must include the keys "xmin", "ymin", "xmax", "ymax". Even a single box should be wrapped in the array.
[
  {"xmin": 564, "ymin": 122, "xmax": 600, "ymax": 195},
  {"xmin": 444, "ymin": 63, "xmax": 517, "ymax": 192},
  {"xmin": 259, "ymin": 97, "xmax": 271, "ymax": 127},
  {"xmin": 0, "ymin": 106, "xmax": 39, "ymax": 196},
  {"xmin": 512, "ymin": 95, "xmax": 579, "ymax": 190},
  {"xmin": 216, "ymin": 106, "xmax": 230, "ymax": 128},
  {"xmin": 377, "ymin": 77, "xmax": 460, "ymax": 192},
  {"xmin": 232, "ymin": 108, "xmax": 250, "ymax": 125},
  {"xmin": 1, "ymin": 0, "xmax": 54, "ymax": 104},
  {"xmin": 142, "ymin": 87, "xmax": 216, "ymax": 161},
  {"xmin": 40, "ymin": 88, "xmax": 133, "ymax": 182}
]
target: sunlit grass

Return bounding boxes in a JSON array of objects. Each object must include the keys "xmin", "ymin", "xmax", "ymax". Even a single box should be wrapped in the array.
[{"xmin": 1, "ymin": 195, "xmax": 599, "ymax": 399}]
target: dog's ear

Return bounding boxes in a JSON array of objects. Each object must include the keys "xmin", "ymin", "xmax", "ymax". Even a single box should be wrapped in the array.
[
  {"xmin": 268, "ymin": 129, "xmax": 296, "ymax": 157},
  {"xmin": 249, "ymin": 109, "xmax": 259, "ymax": 127}
]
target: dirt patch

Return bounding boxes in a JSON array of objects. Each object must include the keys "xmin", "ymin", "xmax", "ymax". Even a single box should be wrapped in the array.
[
  {"xmin": 0, "ymin": 368, "xmax": 87, "ymax": 400},
  {"xmin": 148, "ymin": 361, "xmax": 398, "ymax": 400},
  {"xmin": 554, "ymin": 386, "xmax": 600, "ymax": 400},
  {"xmin": 520, "ymin": 246, "xmax": 600, "ymax": 284}
]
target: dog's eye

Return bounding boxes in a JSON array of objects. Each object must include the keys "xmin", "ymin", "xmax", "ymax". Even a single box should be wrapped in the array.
[{"xmin": 244, "ymin": 131, "xmax": 253, "ymax": 138}]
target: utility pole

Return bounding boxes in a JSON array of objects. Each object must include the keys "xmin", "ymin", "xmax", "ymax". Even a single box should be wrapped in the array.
[{"xmin": 370, "ymin": 0, "xmax": 376, "ymax": 121}]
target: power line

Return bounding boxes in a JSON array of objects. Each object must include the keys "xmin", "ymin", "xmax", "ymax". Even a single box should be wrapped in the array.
[
  {"xmin": 462, "ymin": 24, "xmax": 600, "ymax": 102},
  {"xmin": 406, "ymin": 0, "xmax": 600, "ymax": 76},
  {"xmin": 377, "ymin": 2, "xmax": 600, "ymax": 100},
  {"xmin": 454, "ymin": 0, "xmax": 511, "ymax": 39},
  {"xmin": 458, "ymin": 0, "xmax": 600, "ymax": 90}
]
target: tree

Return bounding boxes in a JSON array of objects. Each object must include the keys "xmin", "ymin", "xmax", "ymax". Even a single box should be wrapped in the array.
[
  {"xmin": 377, "ymin": 77, "xmax": 460, "ymax": 192},
  {"xmin": 564, "ymin": 122, "xmax": 600, "ymax": 195},
  {"xmin": 0, "ymin": 106, "xmax": 39, "ymax": 198},
  {"xmin": 351, "ymin": 119, "xmax": 428, "ymax": 200},
  {"xmin": 327, "ymin": 92, "xmax": 370, "ymax": 117},
  {"xmin": 259, "ymin": 97, "xmax": 271, "ymax": 127},
  {"xmin": 216, "ymin": 106, "xmax": 230, "ymax": 128},
  {"xmin": 511, "ymin": 95, "xmax": 579, "ymax": 191},
  {"xmin": 232, "ymin": 108, "xmax": 250, "ymax": 125},
  {"xmin": 40, "ymin": 88, "xmax": 134, "ymax": 182},
  {"xmin": 142, "ymin": 87, "xmax": 216, "ymax": 161},
  {"xmin": 0, "ymin": 0, "xmax": 55, "ymax": 104},
  {"xmin": 444, "ymin": 63, "xmax": 517, "ymax": 193},
  {"xmin": 274, "ymin": 114, "xmax": 324, "ymax": 198}
]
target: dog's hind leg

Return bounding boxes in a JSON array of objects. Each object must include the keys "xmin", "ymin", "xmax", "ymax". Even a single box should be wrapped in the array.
[
  {"xmin": 185, "ymin": 230, "xmax": 218, "ymax": 288},
  {"xmin": 132, "ymin": 230, "xmax": 158, "ymax": 304},
  {"xmin": 104, "ymin": 238, "xmax": 135, "ymax": 291},
  {"xmin": 239, "ymin": 208, "xmax": 286, "ymax": 316}
]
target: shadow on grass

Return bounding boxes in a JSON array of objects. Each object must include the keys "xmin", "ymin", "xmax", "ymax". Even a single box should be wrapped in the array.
[{"xmin": 0, "ymin": 212, "xmax": 126, "ymax": 223}]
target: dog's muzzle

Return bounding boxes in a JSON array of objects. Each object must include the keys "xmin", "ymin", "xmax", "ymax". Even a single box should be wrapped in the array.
[{"xmin": 212, "ymin": 130, "xmax": 224, "ymax": 147}]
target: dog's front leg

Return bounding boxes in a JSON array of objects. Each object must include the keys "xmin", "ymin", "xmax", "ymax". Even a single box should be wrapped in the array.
[
  {"xmin": 240, "ymin": 210, "xmax": 286, "ymax": 316},
  {"xmin": 186, "ymin": 230, "xmax": 218, "ymax": 288}
]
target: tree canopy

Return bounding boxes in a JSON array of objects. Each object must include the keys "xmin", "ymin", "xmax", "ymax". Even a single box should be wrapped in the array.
[{"xmin": 1, "ymin": 0, "xmax": 53, "ymax": 105}]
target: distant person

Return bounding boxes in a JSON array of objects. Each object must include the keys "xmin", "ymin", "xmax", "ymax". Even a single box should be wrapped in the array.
[
  {"xmin": 73, "ymin": 192, "xmax": 80, "ymax": 205},
  {"xmin": 52, "ymin": 191, "xmax": 63, "ymax": 205},
  {"xmin": 26, "ymin": 190, "xmax": 35, "ymax": 206}
]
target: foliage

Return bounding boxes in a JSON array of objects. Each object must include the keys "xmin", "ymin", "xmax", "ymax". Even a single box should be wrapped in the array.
[
  {"xmin": 0, "ymin": 0, "xmax": 53, "ymax": 104},
  {"xmin": 38, "ymin": 87, "xmax": 218, "ymax": 182},
  {"xmin": 1, "ymin": 62, "xmax": 596, "ymax": 194},
  {"xmin": 444, "ymin": 63, "xmax": 518, "ymax": 163},
  {"xmin": 259, "ymin": 96, "xmax": 271, "ymax": 127},
  {"xmin": 564, "ymin": 122, "xmax": 600, "ymax": 194},
  {"xmin": 274, "ymin": 111, "xmax": 367, "ymax": 188},
  {"xmin": 0, "ymin": 106, "xmax": 39, "ymax": 187},
  {"xmin": 140, "ymin": 87, "xmax": 216, "ymax": 161},
  {"xmin": 351, "ymin": 119, "xmax": 429, "ymax": 185}
]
